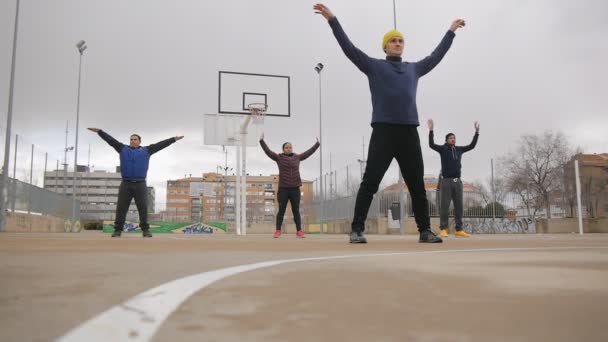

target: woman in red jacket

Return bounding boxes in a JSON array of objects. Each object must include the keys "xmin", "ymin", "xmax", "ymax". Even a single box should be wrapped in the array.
[{"xmin": 260, "ymin": 133, "xmax": 320, "ymax": 238}]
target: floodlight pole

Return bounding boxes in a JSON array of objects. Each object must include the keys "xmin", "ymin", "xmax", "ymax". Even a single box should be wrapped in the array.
[{"xmin": 1, "ymin": 0, "xmax": 21, "ymax": 231}]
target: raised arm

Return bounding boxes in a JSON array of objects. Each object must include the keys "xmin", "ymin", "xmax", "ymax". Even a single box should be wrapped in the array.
[
  {"xmin": 427, "ymin": 120, "xmax": 441, "ymax": 152},
  {"xmin": 259, "ymin": 137, "xmax": 278, "ymax": 161},
  {"xmin": 146, "ymin": 136, "xmax": 182, "ymax": 155},
  {"xmin": 415, "ymin": 19, "xmax": 464, "ymax": 76},
  {"xmin": 298, "ymin": 139, "xmax": 321, "ymax": 161},
  {"xmin": 314, "ymin": 3, "xmax": 373, "ymax": 73},
  {"xmin": 462, "ymin": 122, "xmax": 479, "ymax": 153},
  {"xmin": 89, "ymin": 128, "xmax": 123, "ymax": 153}
]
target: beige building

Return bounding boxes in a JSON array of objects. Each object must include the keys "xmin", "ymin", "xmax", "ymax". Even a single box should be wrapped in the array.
[{"xmin": 165, "ymin": 173, "xmax": 314, "ymax": 225}]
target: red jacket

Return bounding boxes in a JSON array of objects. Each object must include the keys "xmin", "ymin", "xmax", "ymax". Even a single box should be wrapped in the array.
[{"xmin": 260, "ymin": 139, "xmax": 320, "ymax": 188}]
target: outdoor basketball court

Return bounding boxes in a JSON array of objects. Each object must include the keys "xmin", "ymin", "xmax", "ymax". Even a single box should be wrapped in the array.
[{"xmin": 1, "ymin": 232, "xmax": 607, "ymax": 341}]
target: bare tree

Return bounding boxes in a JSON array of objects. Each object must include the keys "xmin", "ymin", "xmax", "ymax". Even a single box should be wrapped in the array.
[
  {"xmin": 504, "ymin": 172, "xmax": 542, "ymax": 219},
  {"xmin": 499, "ymin": 131, "xmax": 573, "ymax": 219},
  {"xmin": 473, "ymin": 176, "xmax": 508, "ymax": 205}
]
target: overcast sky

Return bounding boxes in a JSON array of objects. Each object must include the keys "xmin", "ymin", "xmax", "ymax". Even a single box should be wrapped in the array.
[{"xmin": 1, "ymin": 0, "xmax": 607, "ymax": 210}]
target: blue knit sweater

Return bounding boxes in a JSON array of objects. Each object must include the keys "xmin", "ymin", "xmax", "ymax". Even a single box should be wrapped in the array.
[{"xmin": 328, "ymin": 17, "xmax": 455, "ymax": 126}]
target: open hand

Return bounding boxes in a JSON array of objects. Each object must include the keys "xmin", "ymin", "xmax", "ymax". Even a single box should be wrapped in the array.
[
  {"xmin": 474, "ymin": 121, "xmax": 480, "ymax": 132},
  {"xmin": 175, "ymin": 136, "xmax": 184, "ymax": 141},
  {"xmin": 427, "ymin": 119, "xmax": 434, "ymax": 130},
  {"xmin": 87, "ymin": 128, "xmax": 100, "ymax": 133},
  {"xmin": 313, "ymin": 3, "xmax": 335, "ymax": 20}
]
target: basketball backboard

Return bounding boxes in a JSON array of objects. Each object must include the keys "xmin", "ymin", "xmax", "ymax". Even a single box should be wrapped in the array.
[{"xmin": 218, "ymin": 71, "xmax": 290, "ymax": 117}]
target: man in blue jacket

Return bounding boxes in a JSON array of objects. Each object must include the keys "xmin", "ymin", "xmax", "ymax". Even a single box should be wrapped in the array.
[
  {"xmin": 88, "ymin": 128, "xmax": 184, "ymax": 237},
  {"xmin": 314, "ymin": 3, "xmax": 465, "ymax": 244},
  {"xmin": 428, "ymin": 119, "xmax": 479, "ymax": 238}
]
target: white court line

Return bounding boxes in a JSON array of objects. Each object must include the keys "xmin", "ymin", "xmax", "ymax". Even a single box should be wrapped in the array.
[{"xmin": 57, "ymin": 246, "xmax": 608, "ymax": 342}]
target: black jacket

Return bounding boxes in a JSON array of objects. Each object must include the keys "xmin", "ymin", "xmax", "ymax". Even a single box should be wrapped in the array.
[{"xmin": 429, "ymin": 130, "xmax": 479, "ymax": 178}]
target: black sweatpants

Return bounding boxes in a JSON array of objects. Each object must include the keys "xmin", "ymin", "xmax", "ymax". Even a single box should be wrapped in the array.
[
  {"xmin": 352, "ymin": 124, "xmax": 430, "ymax": 233},
  {"xmin": 276, "ymin": 187, "xmax": 302, "ymax": 231},
  {"xmin": 114, "ymin": 180, "xmax": 150, "ymax": 232}
]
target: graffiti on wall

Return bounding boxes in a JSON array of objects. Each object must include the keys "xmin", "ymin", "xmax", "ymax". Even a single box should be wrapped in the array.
[{"xmin": 460, "ymin": 217, "xmax": 536, "ymax": 234}]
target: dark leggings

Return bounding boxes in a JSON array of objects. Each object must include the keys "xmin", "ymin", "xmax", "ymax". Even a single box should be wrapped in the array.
[{"xmin": 276, "ymin": 187, "xmax": 302, "ymax": 231}]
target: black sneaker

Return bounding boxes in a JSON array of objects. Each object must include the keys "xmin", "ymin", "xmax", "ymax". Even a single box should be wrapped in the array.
[
  {"xmin": 349, "ymin": 231, "xmax": 368, "ymax": 244},
  {"xmin": 419, "ymin": 229, "xmax": 443, "ymax": 243},
  {"xmin": 111, "ymin": 230, "xmax": 122, "ymax": 238},
  {"xmin": 142, "ymin": 230, "xmax": 153, "ymax": 238}
]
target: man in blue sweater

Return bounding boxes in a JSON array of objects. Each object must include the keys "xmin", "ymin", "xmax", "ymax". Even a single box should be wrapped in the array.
[
  {"xmin": 88, "ymin": 128, "xmax": 184, "ymax": 238},
  {"xmin": 428, "ymin": 119, "xmax": 479, "ymax": 238},
  {"xmin": 314, "ymin": 3, "xmax": 465, "ymax": 243}
]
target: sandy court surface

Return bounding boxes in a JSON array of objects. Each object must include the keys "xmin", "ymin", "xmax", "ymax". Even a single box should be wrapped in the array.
[{"xmin": 1, "ymin": 232, "xmax": 607, "ymax": 341}]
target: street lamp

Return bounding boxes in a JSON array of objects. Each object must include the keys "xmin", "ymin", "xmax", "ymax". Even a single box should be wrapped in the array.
[
  {"xmin": 63, "ymin": 146, "xmax": 74, "ymax": 196},
  {"xmin": 315, "ymin": 62, "xmax": 324, "ymax": 233},
  {"xmin": 72, "ymin": 40, "xmax": 87, "ymax": 229}
]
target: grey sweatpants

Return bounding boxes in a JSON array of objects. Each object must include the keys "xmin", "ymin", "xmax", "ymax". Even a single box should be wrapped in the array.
[{"xmin": 439, "ymin": 177, "xmax": 463, "ymax": 231}]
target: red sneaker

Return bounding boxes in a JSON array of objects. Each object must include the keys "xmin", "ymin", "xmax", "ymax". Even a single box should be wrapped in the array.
[
  {"xmin": 296, "ymin": 230, "xmax": 305, "ymax": 238},
  {"xmin": 273, "ymin": 230, "xmax": 282, "ymax": 238}
]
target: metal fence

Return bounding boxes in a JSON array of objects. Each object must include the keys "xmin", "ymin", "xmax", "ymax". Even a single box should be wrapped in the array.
[
  {"xmin": 4, "ymin": 177, "xmax": 77, "ymax": 218},
  {"xmin": 308, "ymin": 189, "xmax": 530, "ymax": 222},
  {"xmin": 0, "ymin": 122, "xmax": 81, "ymax": 226}
]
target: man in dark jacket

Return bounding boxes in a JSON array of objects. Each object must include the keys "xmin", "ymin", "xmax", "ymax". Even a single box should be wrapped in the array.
[
  {"xmin": 314, "ymin": 3, "xmax": 466, "ymax": 243},
  {"xmin": 428, "ymin": 119, "xmax": 479, "ymax": 238},
  {"xmin": 88, "ymin": 128, "xmax": 183, "ymax": 237}
]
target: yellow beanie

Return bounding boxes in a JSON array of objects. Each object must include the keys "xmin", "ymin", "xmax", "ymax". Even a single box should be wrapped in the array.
[{"xmin": 382, "ymin": 30, "xmax": 404, "ymax": 50}]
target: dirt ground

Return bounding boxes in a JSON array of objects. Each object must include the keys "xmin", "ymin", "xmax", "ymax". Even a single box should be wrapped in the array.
[{"xmin": 1, "ymin": 232, "xmax": 607, "ymax": 342}]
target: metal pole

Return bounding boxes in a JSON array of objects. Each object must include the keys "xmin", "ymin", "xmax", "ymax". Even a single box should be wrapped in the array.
[
  {"xmin": 329, "ymin": 153, "xmax": 332, "ymax": 200},
  {"xmin": 491, "ymin": 158, "xmax": 496, "ymax": 219},
  {"xmin": 318, "ymin": 69, "xmax": 324, "ymax": 233},
  {"xmin": 392, "ymin": 0, "xmax": 397, "ymax": 29},
  {"xmin": 0, "ymin": 0, "xmax": 21, "ymax": 231},
  {"xmin": 324, "ymin": 173, "xmax": 328, "ymax": 203},
  {"xmin": 235, "ymin": 145, "xmax": 241, "ymax": 235},
  {"xmin": 575, "ymin": 160, "xmax": 584, "ymax": 235},
  {"xmin": 11, "ymin": 134, "xmax": 18, "ymax": 212},
  {"xmin": 224, "ymin": 148, "xmax": 228, "ymax": 223},
  {"xmin": 12, "ymin": 135, "xmax": 18, "ymax": 180},
  {"xmin": 241, "ymin": 135, "xmax": 247, "ymax": 235},
  {"xmin": 72, "ymin": 49, "xmax": 84, "ymax": 228},
  {"xmin": 63, "ymin": 121, "xmax": 68, "ymax": 196},
  {"xmin": 27, "ymin": 144, "xmax": 33, "ymax": 214}
]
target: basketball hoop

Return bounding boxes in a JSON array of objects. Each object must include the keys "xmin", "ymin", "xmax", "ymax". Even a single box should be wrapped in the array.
[{"xmin": 247, "ymin": 103, "xmax": 267, "ymax": 125}]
